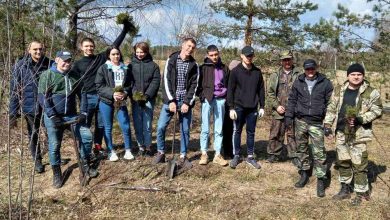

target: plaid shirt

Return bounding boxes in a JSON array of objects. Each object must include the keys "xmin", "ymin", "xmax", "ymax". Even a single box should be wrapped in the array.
[{"xmin": 176, "ymin": 56, "xmax": 189, "ymax": 102}]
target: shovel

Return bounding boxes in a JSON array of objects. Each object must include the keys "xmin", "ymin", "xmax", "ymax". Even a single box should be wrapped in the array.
[
  {"xmin": 68, "ymin": 117, "xmax": 88, "ymax": 186},
  {"xmin": 166, "ymin": 111, "xmax": 178, "ymax": 179}
]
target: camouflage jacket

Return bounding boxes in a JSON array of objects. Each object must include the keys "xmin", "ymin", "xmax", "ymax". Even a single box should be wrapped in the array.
[
  {"xmin": 324, "ymin": 80, "xmax": 382, "ymax": 142},
  {"xmin": 267, "ymin": 66, "xmax": 300, "ymax": 119}
]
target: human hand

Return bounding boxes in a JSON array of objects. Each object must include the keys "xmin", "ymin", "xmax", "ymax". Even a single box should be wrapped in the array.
[
  {"xmin": 169, "ymin": 102, "xmax": 177, "ymax": 113},
  {"xmin": 276, "ymin": 106, "xmax": 285, "ymax": 114},
  {"xmin": 181, "ymin": 103, "xmax": 189, "ymax": 113},
  {"xmin": 229, "ymin": 110, "xmax": 237, "ymax": 120}
]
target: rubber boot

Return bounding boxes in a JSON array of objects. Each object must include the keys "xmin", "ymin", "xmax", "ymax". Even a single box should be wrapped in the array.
[
  {"xmin": 317, "ymin": 178, "xmax": 326, "ymax": 197},
  {"xmin": 52, "ymin": 165, "xmax": 63, "ymax": 188},
  {"xmin": 332, "ymin": 183, "xmax": 352, "ymax": 200},
  {"xmin": 294, "ymin": 170, "xmax": 309, "ymax": 188},
  {"xmin": 34, "ymin": 159, "xmax": 44, "ymax": 173}
]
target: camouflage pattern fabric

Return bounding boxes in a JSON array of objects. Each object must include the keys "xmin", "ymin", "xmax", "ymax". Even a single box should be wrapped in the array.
[
  {"xmin": 267, "ymin": 118, "xmax": 297, "ymax": 157},
  {"xmin": 295, "ymin": 118, "xmax": 327, "ymax": 178}
]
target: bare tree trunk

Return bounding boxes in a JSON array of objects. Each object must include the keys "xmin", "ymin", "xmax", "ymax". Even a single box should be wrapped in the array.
[
  {"xmin": 67, "ymin": 10, "xmax": 79, "ymax": 53},
  {"xmin": 244, "ymin": 0, "xmax": 254, "ymax": 46}
]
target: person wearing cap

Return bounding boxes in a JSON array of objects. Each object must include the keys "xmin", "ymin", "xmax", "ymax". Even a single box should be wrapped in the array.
[
  {"xmin": 227, "ymin": 46, "xmax": 265, "ymax": 169},
  {"xmin": 9, "ymin": 41, "xmax": 53, "ymax": 174},
  {"xmin": 324, "ymin": 63, "xmax": 382, "ymax": 205},
  {"xmin": 38, "ymin": 51, "xmax": 96, "ymax": 188},
  {"xmin": 266, "ymin": 50, "xmax": 300, "ymax": 163},
  {"xmin": 196, "ymin": 45, "xmax": 229, "ymax": 166},
  {"xmin": 284, "ymin": 59, "xmax": 333, "ymax": 197}
]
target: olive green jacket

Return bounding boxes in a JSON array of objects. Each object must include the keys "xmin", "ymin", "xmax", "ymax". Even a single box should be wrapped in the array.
[{"xmin": 324, "ymin": 80, "xmax": 383, "ymax": 143}]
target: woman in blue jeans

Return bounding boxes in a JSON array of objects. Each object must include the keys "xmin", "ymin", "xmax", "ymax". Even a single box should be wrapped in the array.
[
  {"xmin": 129, "ymin": 42, "xmax": 160, "ymax": 156},
  {"xmin": 95, "ymin": 46, "xmax": 134, "ymax": 161}
]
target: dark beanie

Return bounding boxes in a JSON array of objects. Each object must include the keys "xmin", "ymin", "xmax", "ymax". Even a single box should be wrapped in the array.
[{"xmin": 347, "ymin": 63, "xmax": 365, "ymax": 76}]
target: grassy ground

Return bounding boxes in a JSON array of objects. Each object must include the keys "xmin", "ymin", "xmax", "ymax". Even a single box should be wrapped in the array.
[{"xmin": 0, "ymin": 101, "xmax": 389, "ymax": 219}]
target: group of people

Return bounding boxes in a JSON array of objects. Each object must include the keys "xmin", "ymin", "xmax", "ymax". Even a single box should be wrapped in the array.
[{"xmin": 9, "ymin": 22, "xmax": 382, "ymax": 206}]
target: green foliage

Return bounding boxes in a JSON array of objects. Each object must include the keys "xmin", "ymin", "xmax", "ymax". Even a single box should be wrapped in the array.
[
  {"xmin": 132, "ymin": 91, "xmax": 147, "ymax": 102},
  {"xmin": 345, "ymin": 105, "xmax": 358, "ymax": 118},
  {"xmin": 114, "ymin": 86, "xmax": 124, "ymax": 93}
]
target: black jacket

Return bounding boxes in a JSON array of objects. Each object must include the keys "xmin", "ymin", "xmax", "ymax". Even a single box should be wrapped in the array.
[
  {"xmin": 285, "ymin": 72, "xmax": 333, "ymax": 124},
  {"xmin": 9, "ymin": 55, "xmax": 52, "ymax": 116},
  {"xmin": 162, "ymin": 51, "xmax": 199, "ymax": 106},
  {"xmin": 197, "ymin": 57, "xmax": 229, "ymax": 103},
  {"xmin": 129, "ymin": 54, "xmax": 161, "ymax": 100},
  {"xmin": 227, "ymin": 63, "xmax": 265, "ymax": 110},
  {"xmin": 95, "ymin": 63, "xmax": 132, "ymax": 105}
]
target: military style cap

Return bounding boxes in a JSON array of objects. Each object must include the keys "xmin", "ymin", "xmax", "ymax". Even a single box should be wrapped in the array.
[{"xmin": 280, "ymin": 50, "xmax": 293, "ymax": 60}]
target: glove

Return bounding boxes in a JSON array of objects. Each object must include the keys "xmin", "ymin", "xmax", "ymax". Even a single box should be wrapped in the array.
[
  {"xmin": 78, "ymin": 114, "xmax": 87, "ymax": 124},
  {"xmin": 9, "ymin": 115, "xmax": 17, "ymax": 129},
  {"xmin": 138, "ymin": 100, "xmax": 146, "ymax": 108},
  {"xmin": 284, "ymin": 117, "xmax": 293, "ymax": 128},
  {"xmin": 324, "ymin": 125, "xmax": 332, "ymax": 137},
  {"xmin": 258, "ymin": 108, "xmax": 264, "ymax": 118},
  {"xmin": 229, "ymin": 110, "xmax": 237, "ymax": 120},
  {"xmin": 50, "ymin": 115, "xmax": 63, "ymax": 128},
  {"xmin": 123, "ymin": 20, "xmax": 136, "ymax": 32}
]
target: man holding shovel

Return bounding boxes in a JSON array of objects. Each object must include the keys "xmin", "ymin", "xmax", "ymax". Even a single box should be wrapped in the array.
[
  {"xmin": 38, "ymin": 51, "xmax": 96, "ymax": 188},
  {"xmin": 324, "ymin": 63, "xmax": 382, "ymax": 205}
]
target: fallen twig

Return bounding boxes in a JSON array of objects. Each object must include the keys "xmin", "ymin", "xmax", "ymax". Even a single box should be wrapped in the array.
[{"xmin": 109, "ymin": 185, "xmax": 180, "ymax": 193}]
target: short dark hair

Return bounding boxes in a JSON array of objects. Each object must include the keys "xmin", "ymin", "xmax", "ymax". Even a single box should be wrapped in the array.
[
  {"xmin": 207, "ymin": 45, "xmax": 218, "ymax": 53},
  {"xmin": 105, "ymin": 45, "xmax": 123, "ymax": 62},
  {"xmin": 183, "ymin": 37, "xmax": 197, "ymax": 46},
  {"xmin": 133, "ymin": 42, "xmax": 150, "ymax": 54},
  {"xmin": 80, "ymin": 37, "xmax": 95, "ymax": 46}
]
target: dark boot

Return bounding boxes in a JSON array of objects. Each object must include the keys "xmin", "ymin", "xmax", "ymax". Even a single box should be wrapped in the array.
[
  {"xmin": 34, "ymin": 159, "xmax": 44, "ymax": 173},
  {"xmin": 351, "ymin": 191, "xmax": 370, "ymax": 206},
  {"xmin": 294, "ymin": 170, "xmax": 309, "ymax": 188},
  {"xmin": 82, "ymin": 161, "xmax": 98, "ymax": 178},
  {"xmin": 52, "ymin": 165, "xmax": 63, "ymax": 188},
  {"xmin": 317, "ymin": 178, "xmax": 326, "ymax": 197},
  {"xmin": 332, "ymin": 183, "xmax": 352, "ymax": 200}
]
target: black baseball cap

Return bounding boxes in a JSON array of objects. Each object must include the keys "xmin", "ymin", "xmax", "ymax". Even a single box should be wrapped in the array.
[
  {"xmin": 303, "ymin": 59, "xmax": 317, "ymax": 69},
  {"xmin": 241, "ymin": 46, "xmax": 255, "ymax": 56},
  {"xmin": 56, "ymin": 50, "xmax": 72, "ymax": 61}
]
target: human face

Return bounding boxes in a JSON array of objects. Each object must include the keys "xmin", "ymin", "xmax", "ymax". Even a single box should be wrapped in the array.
[
  {"xmin": 28, "ymin": 42, "xmax": 44, "ymax": 62},
  {"xmin": 348, "ymin": 72, "xmax": 364, "ymax": 88},
  {"xmin": 55, "ymin": 57, "xmax": 72, "ymax": 73},
  {"xmin": 207, "ymin": 50, "xmax": 219, "ymax": 64},
  {"xmin": 181, "ymin": 40, "xmax": 196, "ymax": 58},
  {"xmin": 240, "ymin": 54, "xmax": 254, "ymax": 66},
  {"xmin": 304, "ymin": 67, "xmax": 317, "ymax": 79},
  {"xmin": 81, "ymin": 41, "xmax": 95, "ymax": 56},
  {"xmin": 281, "ymin": 58, "xmax": 293, "ymax": 71},
  {"xmin": 109, "ymin": 49, "xmax": 121, "ymax": 65},
  {"xmin": 135, "ymin": 48, "xmax": 147, "ymax": 60}
]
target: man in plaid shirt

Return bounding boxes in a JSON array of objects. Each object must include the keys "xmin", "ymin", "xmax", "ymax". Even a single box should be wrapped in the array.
[{"xmin": 153, "ymin": 38, "xmax": 199, "ymax": 166}]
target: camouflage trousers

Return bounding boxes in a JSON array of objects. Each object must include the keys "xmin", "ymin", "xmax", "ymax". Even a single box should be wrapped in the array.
[
  {"xmin": 267, "ymin": 118, "xmax": 297, "ymax": 157},
  {"xmin": 295, "ymin": 119, "xmax": 327, "ymax": 178},
  {"xmin": 335, "ymin": 131, "xmax": 369, "ymax": 193}
]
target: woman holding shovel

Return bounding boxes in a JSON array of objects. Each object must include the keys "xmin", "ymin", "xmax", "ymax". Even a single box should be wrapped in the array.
[
  {"xmin": 96, "ymin": 46, "xmax": 134, "ymax": 162},
  {"xmin": 129, "ymin": 42, "xmax": 161, "ymax": 156}
]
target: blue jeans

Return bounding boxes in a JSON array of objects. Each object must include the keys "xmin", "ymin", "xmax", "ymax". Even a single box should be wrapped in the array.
[
  {"xmin": 132, "ymin": 99, "xmax": 155, "ymax": 147},
  {"xmin": 99, "ymin": 101, "xmax": 132, "ymax": 151},
  {"xmin": 44, "ymin": 113, "xmax": 93, "ymax": 165},
  {"xmin": 156, "ymin": 103, "xmax": 192, "ymax": 156},
  {"xmin": 232, "ymin": 107, "xmax": 258, "ymax": 156},
  {"xmin": 200, "ymin": 98, "xmax": 225, "ymax": 154},
  {"xmin": 86, "ymin": 93, "xmax": 104, "ymax": 145}
]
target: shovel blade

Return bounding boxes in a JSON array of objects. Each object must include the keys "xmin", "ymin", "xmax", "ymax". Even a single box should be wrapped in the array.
[{"xmin": 166, "ymin": 158, "xmax": 177, "ymax": 179}]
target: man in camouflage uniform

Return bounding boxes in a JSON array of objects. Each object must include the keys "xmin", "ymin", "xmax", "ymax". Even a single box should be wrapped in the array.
[
  {"xmin": 266, "ymin": 50, "xmax": 299, "ymax": 163},
  {"xmin": 285, "ymin": 59, "xmax": 333, "ymax": 197},
  {"xmin": 324, "ymin": 63, "xmax": 382, "ymax": 206}
]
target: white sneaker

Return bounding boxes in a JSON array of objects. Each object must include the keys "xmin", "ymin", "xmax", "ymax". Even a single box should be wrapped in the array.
[
  {"xmin": 109, "ymin": 151, "xmax": 119, "ymax": 162},
  {"xmin": 124, "ymin": 150, "xmax": 135, "ymax": 160}
]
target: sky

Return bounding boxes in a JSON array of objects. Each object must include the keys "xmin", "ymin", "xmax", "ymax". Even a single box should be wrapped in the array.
[{"xmin": 101, "ymin": 0, "xmax": 377, "ymax": 48}]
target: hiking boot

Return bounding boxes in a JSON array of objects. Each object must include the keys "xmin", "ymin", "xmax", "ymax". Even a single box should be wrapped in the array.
[
  {"xmin": 108, "ymin": 151, "xmax": 119, "ymax": 162},
  {"xmin": 213, "ymin": 154, "xmax": 228, "ymax": 166},
  {"xmin": 82, "ymin": 161, "xmax": 98, "ymax": 178},
  {"xmin": 34, "ymin": 159, "xmax": 44, "ymax": 173},
  {"xmin": 153, "ymin": 152, "xmax": 166, "ymax": 164},
  {"xmin": 294, "ymin": 170, "xmax": 309, "ymax": 188},
  {"xmin": 351, "ymin": 191, "xmax": 370, "ymax": 206},
  {"xmin": 291, "ymin": 158, "xmax": 300, "ymax": 167},
  {"xmin": 332, "ymin": 183, "xmax": 352, "ymax": 200},
  {"xmin": 266, "ymin": 155, "xmax": 279, "ymax": 163},
  {"xmin": 178, "ymin": 156, "xmax": 192, "ymax": 169},
  {"xmin": 199, "ymin": 153, "xmax": 209, "ymax": 165},
  {"xmin": 230, "ymin": 155, "xmax": 241, "ymax": 169},
  {"xmin": 317, "ymin": 178, "xmax": 326, "ymax": 197},
  {"xmin": 52, "ymin": 165, "xmax": 63, "ymax": 188},
  {"xmin": 124, "ymin": 150, "xmax": 135, "ymax": 160},
  {"xmin": 246, "ymin": 157, "xmax": 261, "ymax": 169}
]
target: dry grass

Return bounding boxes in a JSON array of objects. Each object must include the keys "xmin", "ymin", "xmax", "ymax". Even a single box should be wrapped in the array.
[{"xmin": 1, "ymin": 105, "xmax": 390, "ymax": 219}]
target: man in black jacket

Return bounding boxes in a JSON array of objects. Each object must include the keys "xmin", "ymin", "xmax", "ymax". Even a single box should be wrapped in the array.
[
  {"xmin": 9, "ymin": 41, "xmax": 53, "ymax": 173},
  {"xmin": 71, "ymin": 20, "xmax": 135, "ymax": 156},
  {"xmin": 197, "ymin": 45, "xmax": 229, "ymax": 166},
  {"xmin": 227, "ymin": 46, "xmax": 265, "ymax": 170},
  {"xmin": 284, "ymin": 59, "xmax": 333, "ymax": 197},
  {"xmin": 153, "ymin": 38, "xmax": 199, "ymax": 166}
]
